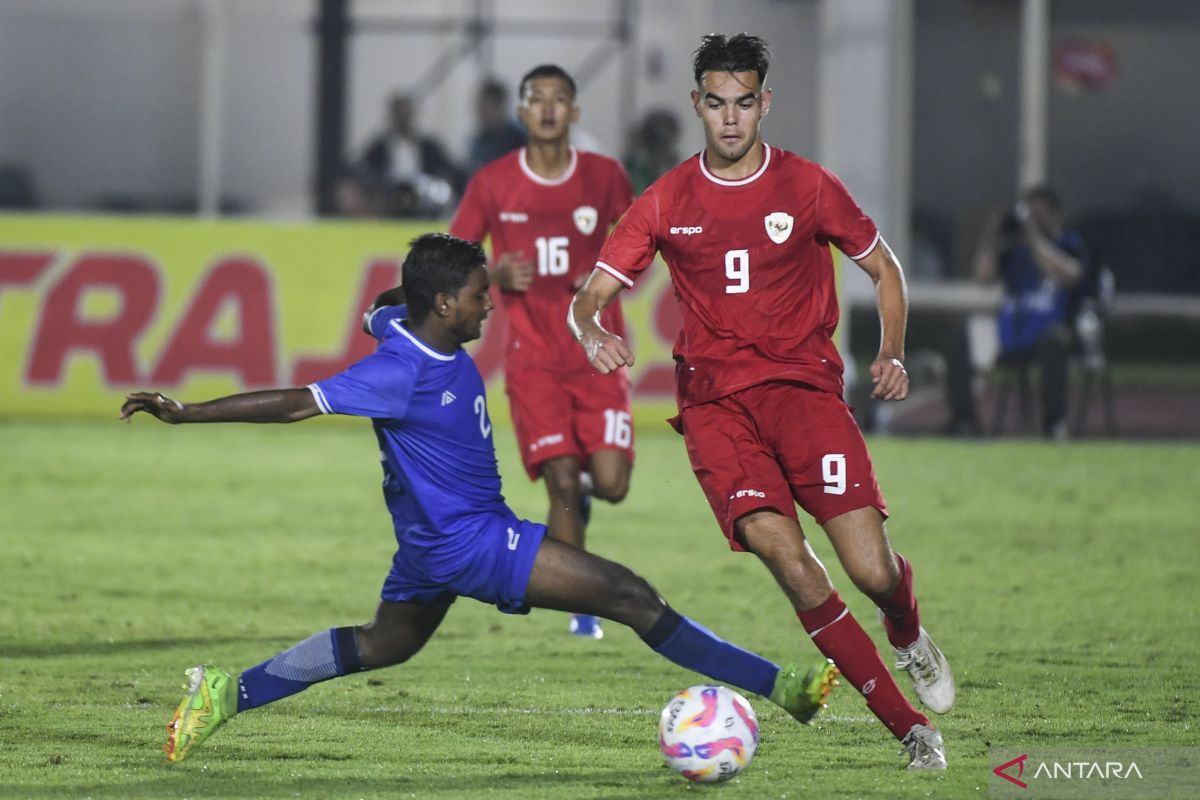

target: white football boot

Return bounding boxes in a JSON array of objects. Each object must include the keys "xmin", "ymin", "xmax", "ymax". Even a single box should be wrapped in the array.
[
  {"xmin": 893, "ymin": 626, "xmax": 955, "ymax": 714},
  {"xmin": 900, "ymin": 723, "xmax": 947, "ymax": 770}
]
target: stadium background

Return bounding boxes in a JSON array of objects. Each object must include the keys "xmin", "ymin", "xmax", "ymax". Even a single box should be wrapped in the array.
[
  {"xmin": 2, "ymin": 0, "xmax": 1198, "ymax": 435},
  {"xmin": 2, "ymin": 3, "xmax": 1199, "ymax": 798}
]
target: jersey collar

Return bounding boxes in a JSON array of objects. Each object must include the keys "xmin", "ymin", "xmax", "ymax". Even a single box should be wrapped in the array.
[
  {"xmin": 698, "ymin": 142, "xmax": 772, "ymax": 187},
  {"xmin": 391, "ymin": 319, "xmax": 457, "ymax": 361},
  {"xmin": 518, "ymin": 146, "xmax": 578, "ymax": 186}
]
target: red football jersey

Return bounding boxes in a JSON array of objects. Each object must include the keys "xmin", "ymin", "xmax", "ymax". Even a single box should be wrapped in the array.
[
  {"xmin": 595, "ymin": 144, "xmax": 879, "ymax": 408},
  {"xmin": 451, "ymin": 146, "xmax": 633, "ymax": 371}
]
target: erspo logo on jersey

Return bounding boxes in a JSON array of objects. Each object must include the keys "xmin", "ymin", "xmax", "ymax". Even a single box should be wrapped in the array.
[{"xmin": 669, "ymin": 226, "xmax": 703, "ymax": 236}]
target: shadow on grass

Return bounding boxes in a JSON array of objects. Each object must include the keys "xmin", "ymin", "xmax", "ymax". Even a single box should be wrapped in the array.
[
  {"xmin": 0, "ymin": 634, "xmax": 292, "ymax": 659},
  {"xmin": 3, "ymin": 768, "xmax": 669, "ymax": 799}
]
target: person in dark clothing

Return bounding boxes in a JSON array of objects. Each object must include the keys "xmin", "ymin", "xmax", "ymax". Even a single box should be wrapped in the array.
[
  {"xmin": 973, "ymin": 185, "xmax": 1089, "ymax": 439},
  {"xmin": 348, "ymin": 93, "xmax": 464, "ymax": 217}
]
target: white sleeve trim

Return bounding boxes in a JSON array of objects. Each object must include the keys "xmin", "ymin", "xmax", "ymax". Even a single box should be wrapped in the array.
[
  {"xmin": 307, "ymin": 383, "xmax": 333, "ymax": 414},
  {"xmin": 595, "ymin": 261, "xmax": 634, "ymax": 288},
  {"xmin": 848, "ymin": 230, "xmax": 882, "ymax": 262}
]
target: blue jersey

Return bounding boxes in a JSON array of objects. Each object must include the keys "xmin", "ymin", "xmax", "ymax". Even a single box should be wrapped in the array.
[
  {"xmin": 309, "ymin": 305, "xmax": 506, "ymax": 537},
  {"xmin": 997, "ymin": 229, "xmax": 1088, "ymax": 354}
]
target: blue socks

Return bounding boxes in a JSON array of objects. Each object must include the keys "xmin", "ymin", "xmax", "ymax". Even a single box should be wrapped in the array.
[
  {"xmin": 640, "ymin": 607, "xmax": 779, "ymax": 698},
  {"xmin": 233, "ymin": 612, "xmax": 778, "ymax": 713},
  {"xmin": 237, "ymin": 627, "xmax": 365, "ymax": 712}
]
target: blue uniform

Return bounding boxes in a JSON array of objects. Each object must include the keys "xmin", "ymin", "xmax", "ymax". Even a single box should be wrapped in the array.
[
  {"xmin": 997, "ymin": 229, "xmax": 1088, "ymax": 354},
  {"xmin": 308, "ymin": 305, "xmax": 545, "ymax": 612}
]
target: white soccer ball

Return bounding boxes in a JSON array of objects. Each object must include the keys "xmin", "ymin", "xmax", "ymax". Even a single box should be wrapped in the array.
[{"xmin": 658, "ymin": 684, "xmax": 759, "ymax": 783}]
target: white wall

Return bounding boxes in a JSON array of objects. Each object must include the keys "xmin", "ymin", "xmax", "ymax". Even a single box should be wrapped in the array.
[
  {"xmin": 0, "ymin": 0, "xmax": 821, "ymax": 216},
  {"xmin": 0, "ymin": 0, "xmax": 202, "ymax": 209}
]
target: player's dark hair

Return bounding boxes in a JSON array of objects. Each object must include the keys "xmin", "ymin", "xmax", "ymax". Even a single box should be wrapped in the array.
[
  {"xmin": 692, "ymin": 33, "xmax": 770, "ymax": 86},
  {"xmin": 1024, "ymin": 183, "xmax": 1062, "ymax": 210},
  {"xmin": 519, "ymin": 64, "xmax": 577, "ymax": 101},
  {"xmin": 479, "ymin": 78, "xmax": 508, "ymax": 104},
  {"xmin": 402, "ymin": 233, "xmax": 487, "ymax": 324}
]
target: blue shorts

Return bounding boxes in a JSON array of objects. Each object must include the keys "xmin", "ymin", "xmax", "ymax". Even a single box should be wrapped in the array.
[{"xmin": 380, "ymin": 512, "xmax": 546, "ymax": 614}]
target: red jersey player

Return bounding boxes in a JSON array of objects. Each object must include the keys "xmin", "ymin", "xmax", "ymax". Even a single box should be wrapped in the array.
[
  {"xmin": 451, "ymin": 65, "xmax": 634, "ymax": 639},
  {"xmin": 570, "ymin": 35, "xmax": 954, "ymax": 769}
]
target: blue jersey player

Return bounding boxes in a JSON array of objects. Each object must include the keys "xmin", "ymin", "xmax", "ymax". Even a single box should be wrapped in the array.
[{"xmin": 121, "ymin": 233, "xmax": 838, "ymax": 765}]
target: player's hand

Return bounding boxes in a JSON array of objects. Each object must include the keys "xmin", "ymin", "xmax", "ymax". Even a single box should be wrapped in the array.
[
  {"xmin": 870, "ymin": 357, "xmax": 909, "ymax": 401},
  {"xmin": 580, "ymin": 329, "xmax": 635, "ymax": 374},
  {"xmin": 492, "ymin": 252, "xmax": 535, "ymax": 292},
  {"xmin": 120, "ymin": 392, "xmax": 186, "ymax": 423}
]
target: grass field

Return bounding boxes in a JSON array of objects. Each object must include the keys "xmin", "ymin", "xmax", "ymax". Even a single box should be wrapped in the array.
[{"xmin": 1, "ymin": 417, "xmax": 1198, "ymax": 799}]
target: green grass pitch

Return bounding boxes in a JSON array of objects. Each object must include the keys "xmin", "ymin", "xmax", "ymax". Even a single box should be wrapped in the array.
[{"xmin": 1, "ymin": 417, "xmax": 1197, "ymax": 798}]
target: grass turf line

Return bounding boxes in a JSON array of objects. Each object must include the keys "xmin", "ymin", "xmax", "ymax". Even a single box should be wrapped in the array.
[{"xmin": 0, "ymin": 418, "xmax": 1197, "ymax": 798}]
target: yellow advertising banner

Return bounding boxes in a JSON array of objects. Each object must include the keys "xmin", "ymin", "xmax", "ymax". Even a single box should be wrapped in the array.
[{"xmin": 0, "ymin": 214, "xmax": 683, "ymax": 423}]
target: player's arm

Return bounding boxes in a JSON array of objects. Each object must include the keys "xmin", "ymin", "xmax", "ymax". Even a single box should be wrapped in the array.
[
  {"xmin": 363, "ymin": 286, "xmax": 407, "ymax": 335},
  {"xmin": 492, "ymin": 251, "xmax": 535, "ymax": 292},
  {"xmin": 450, "ymin": 172, "xmax": 534, "ymax": 293},
  {"xmin": 1018, "ymin": 205, "xmax": 1083, "ymax": 287},
  {"xmin": 569, "ymin": 269, "xmax": 635, "ymax": 374},
  {"xmin": 120, "ymin": 389, "xmax": 320, "ymax": 425},
  {"xmin": 854, "ymin": 237, "xmax": 910, "ymax": 402}
]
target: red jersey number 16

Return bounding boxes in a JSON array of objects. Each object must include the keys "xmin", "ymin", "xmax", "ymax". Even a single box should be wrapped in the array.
[{"xmin": 536, "ymin": 236, "xmax": 570, "ymax": 276}]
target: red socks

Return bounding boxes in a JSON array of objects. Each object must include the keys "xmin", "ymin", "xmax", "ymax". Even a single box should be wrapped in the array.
[
  {"xmin": 876, "ymin": 553, "xmax": 921, "ymax": 649},
  {"xmin": 798, "ymin": 591, "xmax": 928, "ymax": 740}
]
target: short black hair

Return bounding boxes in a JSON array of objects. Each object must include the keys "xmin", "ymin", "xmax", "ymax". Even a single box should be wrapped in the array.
[
  {"xmin": 1024, "ymin": 184, "xmax": 1062, "ymax": 210},
  {"xmin": 692, "ymin": 33, "xmax": 770, "ymax": 86},
  {"xmin": 519, "ymin": 64, "xmax": 577, "ymax": 101},
  {"xmin": 401, "ymin": 233, "xmax": 487, "ymax": 323},
  {"xmin": 479, "ymin": 78, "xmax": 508, "ymax": 104}
]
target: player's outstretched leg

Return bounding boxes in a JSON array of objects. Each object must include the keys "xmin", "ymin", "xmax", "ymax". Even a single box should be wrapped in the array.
[
  {"xmin": 769, "ymin": 660, "xmax": 840, "ymax": 724},
  {"xmin": 165, "ymin": 602, "xmax": 445, "ymax": 763},
  {"xmin": 165, "ymin": 665, "xmax": 237, "ymax": 763},
  {"xmin": 522, "ymin": 536, "xmax": 834, "ymax": 723}
]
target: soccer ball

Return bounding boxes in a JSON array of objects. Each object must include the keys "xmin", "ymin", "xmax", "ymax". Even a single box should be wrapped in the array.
[{"xmin": 658, "ymin": 685, "xmax": 759, "ymax": 783}]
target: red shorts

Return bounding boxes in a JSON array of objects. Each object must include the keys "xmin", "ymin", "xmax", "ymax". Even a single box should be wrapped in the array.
[
  {"xmin": 505, "ymin": 364, "xmax": 634, "ymax": 480},
  {"xmin": 675, "ymin": 381, "xmax": 887, "ymax": 551}
]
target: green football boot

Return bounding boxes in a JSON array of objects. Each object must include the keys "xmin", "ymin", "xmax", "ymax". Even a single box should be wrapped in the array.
[
  {"xmin": 769, "ymin": 659, "xmax": 839, "ymax": 724},
  {"xmin": 164, "ymin": 665, "xmax": 237, "ymax": 763}
]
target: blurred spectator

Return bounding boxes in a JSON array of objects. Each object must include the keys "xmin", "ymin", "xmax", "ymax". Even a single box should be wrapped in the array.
[
  {"xmin": 340, "ymin": 92, "xmax": 463, "ymax": 218},
  {"xmin": 972, "ymin": 185, "xmax": 1091, "ymax": 439},
  {"xmin": 622, "ymin": 108, "xmax": 681, "ymax": 193},
  {"xmin": 0, "ymin": 163, "xmax": 38, "ymax": 209},
  {"xmin": 466, "ymin": 78, "xmax": 526, "ymax": 175}
]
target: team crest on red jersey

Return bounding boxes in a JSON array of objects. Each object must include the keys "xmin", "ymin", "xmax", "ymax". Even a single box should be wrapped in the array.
[
  {"xmin": 764, "ymin": 211, "xmax": 794, "ymax": 244},
  {"xmin": 573, "ymin": 206, "xmax": 598, "ymax": 236}
]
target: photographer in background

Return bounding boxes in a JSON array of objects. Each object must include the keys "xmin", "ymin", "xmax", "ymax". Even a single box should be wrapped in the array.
[
  {"xmin": 973, "ymin": 185, "xmax": 1090, "ymax": 439},
  {"xmin": 345, "ymin": 93, "xmax": 464, "ymax": 218}
]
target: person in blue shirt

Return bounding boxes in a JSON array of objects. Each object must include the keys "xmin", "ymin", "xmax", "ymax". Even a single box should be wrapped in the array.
[
  {"xmin": 974, "ymin": 185, "xmax": 1089, "ymax": 439},
  {"xmin": 121, "ymin": 233, "xmax": 837, "ymax": 765}
]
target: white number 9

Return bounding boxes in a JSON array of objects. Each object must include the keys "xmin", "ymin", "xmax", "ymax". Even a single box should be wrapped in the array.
[
  {"xmin": 725, "ymin": 249, "xmax": 749, "ymax": 294},
  {"xmin": 822, "ymin": 453, "xmax": 846, "ymax": 495}
]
